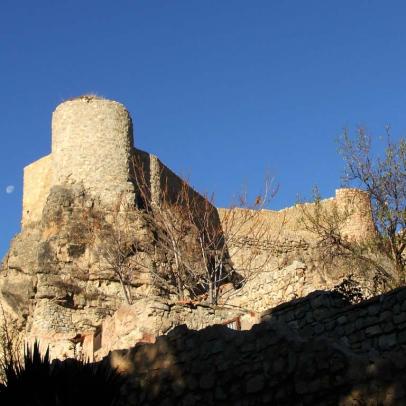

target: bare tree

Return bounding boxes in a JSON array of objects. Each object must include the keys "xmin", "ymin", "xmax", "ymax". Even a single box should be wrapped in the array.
[
  {"xmin": 129, "ymin": 154, "xmax": 279, "ymax": 305},
  {"xmin": 91, "ymin": 196, "xmax": 160, "ymax": 306},
  {"xmin": 90, "ymin": 179, "xmax": 206, "ymax": 304},
  {"xmin": 92, "ymin": 153, "xmax": 279, "ymax": 306},
  {"xmin": 300, "ymin": 127, "xmax": 406, "ymax": 289},
  {"xmin": 340, "ymin": 128, "xmax": 406, "ymax": 285},
  {"xmin": 299, "ymin": 187, "xmax": 394, "ymax": 294},
  {"xmin": 200, "ymin": 185, "xmax": 282, "ymax": 305},
  {"xmin": 95, "ymin": 208, "xmax": 135, "ymax": 305}
]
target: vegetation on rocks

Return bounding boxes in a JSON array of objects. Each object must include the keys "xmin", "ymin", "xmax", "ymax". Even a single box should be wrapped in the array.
[
  {"xmin": 300, "ymin": 130, "xmax": 406, "ymax": 292},
  {"xmin": 0, "ymin": 341, "xmax": 124, "ymax": 406}
]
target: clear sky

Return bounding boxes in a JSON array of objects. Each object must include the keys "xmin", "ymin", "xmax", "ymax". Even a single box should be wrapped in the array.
[{"xmin": 1, "ymin": 0, "xmax": 406, "ymax": 258}]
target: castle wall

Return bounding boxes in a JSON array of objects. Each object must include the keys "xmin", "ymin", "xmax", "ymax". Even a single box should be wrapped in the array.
[
  {"xmin": 133, "ymin": 149, "xmax": 207, "ymax": 207},
  {"xmin": 22, "ymin": 155, "xmax": 52, "ymax": 227},
  {"xmin": 132, "ymin": 148, "xmax": 219, "ymax": 224},
  {"xmin": 218, "ymin": 188, "xmax": 375, "ymax": 243},
  {"xmin": 51, "ymin": 97, "xmax": 135, "ymax": 205},
  {"xmin": 109, "ymin": 287, "xmax": 406, "ymax": 405},
  {"xmin": 21, "ymin": 98, "xmax": 216, "ymax": 231},
  {"xmin": 219, "ymin": 189, "xmax": 378, "ymax": 312}
]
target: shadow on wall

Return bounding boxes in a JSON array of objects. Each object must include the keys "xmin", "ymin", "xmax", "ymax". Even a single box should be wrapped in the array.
[
  {"xmin": 109, "ymin": 293, "xmax": 406, "ymax": 405},
  {"xmin": 2, "ymin": 290, "xmax": 406, "ymax": 404}
]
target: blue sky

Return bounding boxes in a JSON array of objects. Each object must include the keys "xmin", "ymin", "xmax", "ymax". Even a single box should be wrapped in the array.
[{"xmin": 1, "ymin": 0, "xmax": 406, "ymax": 258}]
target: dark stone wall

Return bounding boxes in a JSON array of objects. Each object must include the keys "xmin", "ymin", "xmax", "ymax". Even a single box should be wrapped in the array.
[
  {"xmin": 110, "ymin": 287, "xmax": 406, "ymax": 405},
  {"xmin": 262, "ymin": 287, "xmax": 406, "ymax": 356}
]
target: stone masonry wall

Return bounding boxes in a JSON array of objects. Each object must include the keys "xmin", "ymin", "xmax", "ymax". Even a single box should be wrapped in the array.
[
  {"xmin": 22, "ymin": 154, "xmax": 52, "ymax": 226},
  {"xmin": 262, "ymin": 287, "xmax": 406, "ymax": 357},
  {"xmin": 335, "ymin": 188, "xmax": 376, "ymax": 242},
  {"xmin": 51, "ymin": 97, "xmax": 135, "ymax": 206},
  {"xmin": 226, "ymin": 260, "xmax": 311, "ymax": 312},
  {"xmin": 218, "ymin": 188, "xmax": 375, "ymax": 243},
  {"xmin": 131, "ymin": 148, "xmax": 187, "ymax": 207},
  {"xmin": 220, "ymin": 188, "xmax": 379, "ymax": 313},
  {"xmin": 110, "ymin": 316, "xmax": 406, "ymax": 405},
  {"xmin": 105, "ymin": 287, "xmax": 406, "ymax": 405},
  {"xmin": 225, "ymin": 257, "xmax": 383, "ymax": 314},
  {"xmin": 94, "ymin": 298, "xmax": 256, "ymax": 360}
]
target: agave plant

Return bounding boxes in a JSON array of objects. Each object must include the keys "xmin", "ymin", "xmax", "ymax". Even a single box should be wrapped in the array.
[{"xmin": 0, "ymin": 341, "xmax": 125, "ymax": 406}]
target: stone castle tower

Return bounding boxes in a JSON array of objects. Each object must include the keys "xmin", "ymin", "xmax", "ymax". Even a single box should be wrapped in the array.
[
  {"xmin": 52, "ymin": 97, "xmax": 135, "ymax": 205},
  {"xmin": 22, "ymin": 97, "xmax": 138, "ymax": 227}
]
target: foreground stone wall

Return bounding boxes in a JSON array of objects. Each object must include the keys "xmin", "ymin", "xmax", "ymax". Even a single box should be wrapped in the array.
[
  {"xmin": 94, "ymin": 298, "xmax": 256, "ymax": 360},
  {"xmin": 110, "ymin": 319, "xmax": 406, "ymax": 405},
  {"xmin": 106, "ymin": 287, "xmax": 406, "ymax": 405},
  {"xmin": 262, "ymin": 287, "xmax": 406, "ymax": 356}
]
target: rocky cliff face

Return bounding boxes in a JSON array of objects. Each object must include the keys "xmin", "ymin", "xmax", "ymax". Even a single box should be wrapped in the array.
[
  {"xmin": 1, "ymin": 183, "xmax": 251, "ymax": 359},
  {"xmin": 0, "ymin": 183, "xmax": 392, "ymax": 360},
  {"xmin": 1, "ymin": 185, "xmax": 154, "ymax": 357}
]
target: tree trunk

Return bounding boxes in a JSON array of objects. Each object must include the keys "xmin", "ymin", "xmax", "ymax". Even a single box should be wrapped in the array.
[{"xmin": 117, "ymin": 272, "xmax": 132, "ymax": 305}]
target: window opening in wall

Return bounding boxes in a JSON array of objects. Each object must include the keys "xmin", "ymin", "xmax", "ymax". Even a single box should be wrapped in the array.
[{"xmin": 223, "ymin": 317, "xmax": 241, "ymax": 331}]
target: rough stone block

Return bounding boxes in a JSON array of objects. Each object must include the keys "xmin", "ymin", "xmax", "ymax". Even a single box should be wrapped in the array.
[
  {"xmin": 368, "ymin": 304, "xmax": 381, "ymax": 316},
  {"xmin": 365, "ymin": 325, "xmax": 382, "ymax": 337},
  {"xmin": 394, "ymin": 312, "xmax": 406, "ymax": 325},
  {"xmin": 378, "ymin": 333, "xmax": 397, "ymax": 350},
  {"xmin": 379, "ymin": 310, "xmax": 393, "ymax": 322},
  {"xmin": 246, "ymin": 375, "xmax": 265, "ymax": 393},
  {"xmin": 199, "ymin": 373, "xmax": 215, "ymax": 390},
  {"xmin": 397, "ymin": 330, "xmax": 406, "ymax": 344},
  {"xmin": 337, "ymin": 315, "xmax": 347, "ymax": 324}
]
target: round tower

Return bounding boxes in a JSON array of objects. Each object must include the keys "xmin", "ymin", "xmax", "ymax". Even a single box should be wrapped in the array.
[
  {"xmin": 335, "ymin": 188, "xmax": 376, "ymax": 241},
  {"xmin": 51, "ymin": 96, "xmax": 135, "ymax": 205}
]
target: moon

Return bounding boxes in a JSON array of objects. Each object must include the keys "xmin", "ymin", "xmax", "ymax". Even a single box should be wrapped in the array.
[{"xmin": 5, "ymin": 185, "xmax": 15, "ymax": 194}]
